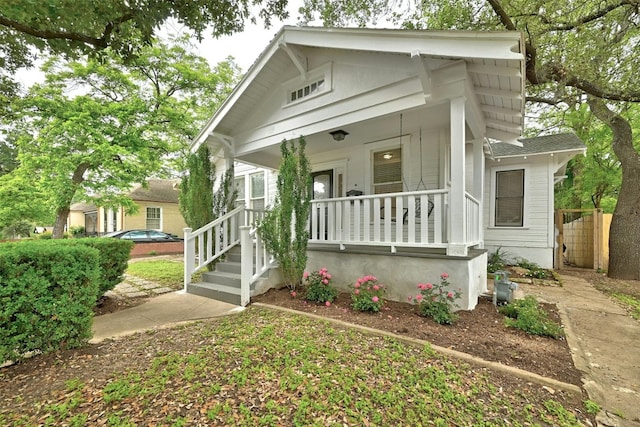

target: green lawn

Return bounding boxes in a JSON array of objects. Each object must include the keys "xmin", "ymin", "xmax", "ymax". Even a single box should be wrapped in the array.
[
  {"xmin": 126, "ymin": 259, "xmax": 200, "ymax": 289},
  {"xmin": 1, "ymin": 308, "xmax": 589, "ymax": 426}
]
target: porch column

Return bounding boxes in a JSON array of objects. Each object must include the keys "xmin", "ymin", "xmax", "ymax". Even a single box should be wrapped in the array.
[
  {"xmin": 448, "ymin": 97, "xmax": 467, "ymax": 256},
  {"xmin": 106, "ymin": 209, "xmax": 115, "ymax": 232},
  {"xmin": 473, "ymin": 139, "xmax": 485, "ymax": 248}
]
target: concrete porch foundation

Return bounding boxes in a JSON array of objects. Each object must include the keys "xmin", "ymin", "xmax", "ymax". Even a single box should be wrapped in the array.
[{"xmin": 305, "ymin": 244, "xmax": 488, "ymax": 310}]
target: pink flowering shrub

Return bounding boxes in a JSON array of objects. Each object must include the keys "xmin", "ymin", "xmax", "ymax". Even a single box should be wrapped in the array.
[
  {"xmin": 303, "ymin": 268, "xmax": 338, "ymax": 304},
  {"xmin": 410, "ymin": 273, "xmax": 462, "ymax": 325},
  {"xmin": 351, "ymin": 275, "xmax": 386, "ymax": 312}
]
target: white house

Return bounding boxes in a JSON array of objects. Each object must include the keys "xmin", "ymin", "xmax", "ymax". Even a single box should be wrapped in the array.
[{"xmin": 184, "ymin": 26, "xmax": 585, "ymax": 308}]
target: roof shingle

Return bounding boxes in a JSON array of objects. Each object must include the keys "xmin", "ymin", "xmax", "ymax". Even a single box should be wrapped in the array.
[{"xmin": 489, "ymin": 133, "xmax": 586, "ymax": 158}]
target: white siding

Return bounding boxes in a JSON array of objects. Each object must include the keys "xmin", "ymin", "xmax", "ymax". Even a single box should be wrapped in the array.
[{"xmin": 483, "ymin": 156, "xmax": 554, "ymax": 268}]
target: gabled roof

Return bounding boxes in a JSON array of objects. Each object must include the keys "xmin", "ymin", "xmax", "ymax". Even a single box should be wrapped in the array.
[
  {"xmin": 129, "ymin": 179, "xmax": 180, "ymax": 203},
  {"xmin": 70, "ymin": 202, "xmax": 98, "ymax": 212},
  {"xmin": 489, "ymin": 133, "xmax": 586, "ymax": 158},
  {"xmin": 192, "ymin": 26, "xmax": 526, "ymax": 152}
]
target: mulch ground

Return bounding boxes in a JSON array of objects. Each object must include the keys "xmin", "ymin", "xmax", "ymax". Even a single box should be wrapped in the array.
[{"xmin": 252, "ymin": 287, "xmax": 584, "ymax": 387}]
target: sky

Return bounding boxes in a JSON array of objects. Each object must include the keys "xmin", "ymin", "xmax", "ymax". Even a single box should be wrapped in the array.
[{"xmin": 15, "ymin": 1, "xmax": 308, "ymax": 88}]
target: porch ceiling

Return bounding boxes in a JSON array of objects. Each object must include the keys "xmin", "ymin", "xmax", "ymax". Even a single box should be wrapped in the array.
[
  {"xmin": 237, "ymin": 103, "xmax": 450, "ymax": 169},
  {"xmin": 194, "ymin": 26, "xmax": 525, "ymax": 163}
]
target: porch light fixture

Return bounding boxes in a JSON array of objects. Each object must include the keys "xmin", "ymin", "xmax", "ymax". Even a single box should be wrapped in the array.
[{"xmin": 329, "ymin": 129, "xmax": 349, "ymax": 141}]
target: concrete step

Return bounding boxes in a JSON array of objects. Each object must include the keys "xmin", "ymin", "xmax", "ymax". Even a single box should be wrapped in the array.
[
  {"xmin": 186, "ymin": 282, "xmax": 242, "ymax": 306},
  {"xmin": 201, "ymin": 270, "xmax": 241, "ymax": 287},
  {"xmin": 216, "ymin": 261, "xmax": 241, "ymax": 275}
]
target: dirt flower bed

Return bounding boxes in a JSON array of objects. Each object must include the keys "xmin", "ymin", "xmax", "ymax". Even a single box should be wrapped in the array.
[{"xmin": 252, "ymin": 286, "xmax": 583, "ymax": 387}]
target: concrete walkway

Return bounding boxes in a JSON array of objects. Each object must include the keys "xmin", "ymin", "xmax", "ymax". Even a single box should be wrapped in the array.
[
  {"xmin": 521, "ymin": 274, "xmax": 640, "ymax": 427},
  {"xmin": 91, "ymin": 291, "xmax": 243, "ymax": 343}
]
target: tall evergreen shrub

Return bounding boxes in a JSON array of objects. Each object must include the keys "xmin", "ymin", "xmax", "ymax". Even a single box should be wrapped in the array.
[
  {"xmin": 179, "ymin": 144, "xmax": 215, "ymax": 232},
  {"xmin": 258, "ymin": 137, "xmax": 311, "ymax": 290}
]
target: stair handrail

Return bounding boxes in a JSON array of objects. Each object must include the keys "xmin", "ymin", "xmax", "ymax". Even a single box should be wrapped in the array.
[
  {"xmin": 238, "ymin": 217, "xmax": 277, "ymax": 306},
  {"xmin": 183, "ymin": 206, "xmax": 244, "ymax": 290}
]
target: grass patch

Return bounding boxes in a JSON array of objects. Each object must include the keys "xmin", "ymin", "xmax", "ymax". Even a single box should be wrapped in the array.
[
  {"xmin": 499, "ymin": 296, "xmax": 565, "ymax": 338},
  {"xmin": 126, "ymin": 260, "xmax": 201, "ymax": 288},
  {"xmin": 1, "ymin": 308, "xmax": 587, "ymax": 425},
  {"xmin": 611, "ymin": 293, "xmax": 640, "ymax": 319}
]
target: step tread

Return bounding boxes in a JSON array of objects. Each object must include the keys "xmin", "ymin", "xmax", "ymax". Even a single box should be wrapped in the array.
[
  {"xmin": 188, "ymin": 282, "xmax": 241, "ymax": 295},
  {"xmin": 202, "ymin": 270, "xmax": 241, "ymax": 279}
]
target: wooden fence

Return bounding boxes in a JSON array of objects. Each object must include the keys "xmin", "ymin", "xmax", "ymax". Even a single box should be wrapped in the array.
[{"xmin": 555, "ymin": 209, "xmax": 612, "ymax": 271}]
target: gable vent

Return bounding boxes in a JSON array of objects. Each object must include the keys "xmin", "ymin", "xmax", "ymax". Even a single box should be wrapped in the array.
[{"xmin": 290, "ymin": 78, "xmax": 325, "ymax": 102}]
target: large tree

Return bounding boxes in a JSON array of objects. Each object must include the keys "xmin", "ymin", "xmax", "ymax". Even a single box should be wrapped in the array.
[
  {"xmin": 5, "ymin": 38, "xmax": 240, "ymax": 238},
  {"xmin": 0, "ymin": 0, "xmax": 287, "ymax": 113},
  {"xmin": 301, "ymin": 0, "xmax": 640, "ymax": 280}
]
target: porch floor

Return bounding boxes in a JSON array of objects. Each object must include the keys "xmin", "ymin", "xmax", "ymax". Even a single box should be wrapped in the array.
[{"xmin": 307, "ymin": 242, "xmax": 487, "ymax": 260}]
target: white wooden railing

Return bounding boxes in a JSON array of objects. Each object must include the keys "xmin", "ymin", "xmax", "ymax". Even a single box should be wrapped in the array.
[
  {"xmin": 183, "ymin": 206, "xmax": 244, "ymax": 288},
  {"xmin": 184, "ymin": 206, "xmax": 275, "ymax": 306},
  {"xmin": 240, "ymin": 223, "xmax": 276, "ymax": 305},
  {"xmin": 309, "ymin": 189, "xmax": 448, "ymax": 251},
  {"xmin": 465, "ymin": 192, "xmax": 481, "ymax": 245}
]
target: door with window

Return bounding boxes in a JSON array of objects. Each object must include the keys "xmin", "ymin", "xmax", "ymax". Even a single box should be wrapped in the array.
[{"xmin": 311, "ymin": 170, "xmax": 333, "ymax": 239}]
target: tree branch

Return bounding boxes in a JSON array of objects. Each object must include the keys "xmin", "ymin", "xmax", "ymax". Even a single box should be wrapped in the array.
[
  {"xmin": 525, "ymin": 96, "xmax": 563, "ymax": 105},
  {"xmin": 542, "ymin": 0, "xmax": 638, "ymax": 32},
  {"xmin": 0, "ymin": 11, "xmax": 135, "ymax": 51},
  {"xmin": 0, "ymin": 15, "xmax": 107, "ymax": 48},
  {"xmin": 550, "ymin": 64, "xmax": 640, "ymax": 102}
]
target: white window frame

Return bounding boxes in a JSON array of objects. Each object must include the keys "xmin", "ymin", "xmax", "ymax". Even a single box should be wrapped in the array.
[
  {"xmin": 146, "ymin": 206, "xmax": 162, "ymax": 231},
  {"xmin": 364, "ymin": 136, "xmax": 410, "ymax": 195},
  {"xmin": 249, "ymin": 171, "xmax": 266, "ymax": 210},
  {"xmin": 489, "ymin": 165, "xmax": 529, "ymax": 228},
  {"xmin": 283, "ymin": 62, "xmax": 333, "ymax": 107},
  {"xmin": 234, "ymin": 176, "xmax": 246, "ymax": 208}
]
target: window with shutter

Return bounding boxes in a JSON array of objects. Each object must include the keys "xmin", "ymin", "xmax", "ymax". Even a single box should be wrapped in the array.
[
  {"xmin": 373, "ymin": 148, "xmax": 402, "ymax": 194},
  {"xmin": 495, "ymin": 169, "xmax": 524, "ymax": 227}
]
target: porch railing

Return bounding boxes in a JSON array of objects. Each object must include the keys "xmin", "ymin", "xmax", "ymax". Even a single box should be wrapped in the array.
[
  {"xmin": 464, "ymin": 192, "xmax": 481, "ymax": 246},
  {"xmin": 184, "ymin": 206, "xmax": 275, "ymax": 306},
  {"xmin": 183, "ymin": 206, "xmax": 244, "ymax": 287},
  {"xmin": 309, "ymin": 189, "xmax": 448, "ymax": 251}
]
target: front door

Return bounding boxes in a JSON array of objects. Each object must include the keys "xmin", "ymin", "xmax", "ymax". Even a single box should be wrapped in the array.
[{"xmin": 311, "ymin": 170, "xmax": 333, "ymax": 239}]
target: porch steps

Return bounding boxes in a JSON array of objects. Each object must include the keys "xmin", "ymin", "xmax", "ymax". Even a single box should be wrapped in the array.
[{"xmin": 185, "ymin": 246, "xmax": 268, "ymax": 306}]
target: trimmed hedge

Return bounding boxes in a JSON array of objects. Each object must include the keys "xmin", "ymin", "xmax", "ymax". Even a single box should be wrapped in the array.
[
  {"xmin": 68, "ymin": 238, "xmax": 134, "ymax": 297},
  {"xmin": 8, "ymin": 238, "xmax": 133, "ymax": 299},
  {"xmin": 0, "ymin": 241, "xmax": 100, "ymax": 364}
]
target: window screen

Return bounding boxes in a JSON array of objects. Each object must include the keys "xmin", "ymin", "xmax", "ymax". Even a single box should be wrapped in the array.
[
  {"xmin": 234, "ymin": 177, "xmax": 245, "ymax": 208},
  {"xmin": 146, "ymin": 207, "xmax": 161, "ymax": 230},
  {"xmin": 250, "ymin": 173, "xmax": 265, "ymax": 210},
  {"xmin": 373, "ymin": 148, "xmax": 402, "ymax": 194},
  {"xmin": 495, "ymin": 169, "xmax": 524, "ymax": 227}
]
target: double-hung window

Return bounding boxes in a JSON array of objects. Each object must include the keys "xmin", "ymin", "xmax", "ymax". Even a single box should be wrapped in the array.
[
  {"xmin": 146, "ymin": 207, "xmax": 161, "ymax": 230},
  {"xmin": 494, "ymin": 169, "xmax": 524, "ymax": 227},
  {"xmin": 250, "ymin": 172, "xmax": 265, "ymax": 210}
]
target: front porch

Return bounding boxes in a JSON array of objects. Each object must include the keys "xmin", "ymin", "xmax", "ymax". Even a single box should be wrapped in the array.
[{"xmin": 183, "ymin": 194, "xmax": 486, "ymax": 309}]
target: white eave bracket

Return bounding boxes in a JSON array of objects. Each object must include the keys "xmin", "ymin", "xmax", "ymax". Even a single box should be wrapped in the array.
[
  {"xmin": 486, "ymin": 128, "xmax": 523, "ymax": 147},
  {"xmin": 411, "ymin": 50, "xmax": 432, "ymax": 98},
  {"xmin": 211, "ymin": 132, "xmax": 235, "ymax": 155},
  {"xmin": 279, "ymin": 41, "xmax": 307, "ymax": 79}
]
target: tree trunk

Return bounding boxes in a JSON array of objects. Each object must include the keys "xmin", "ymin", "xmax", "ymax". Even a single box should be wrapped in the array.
[
  {"xmin": 52, "ymin": 206, "xmax": 70, "ymax": 238},
  {"xmin": 588, "ymin": 98, "xmax": 640, "ymax": 280},
  {"xmin": 51, "ymin": 162, "xmax": 89, "ymax": 238}
]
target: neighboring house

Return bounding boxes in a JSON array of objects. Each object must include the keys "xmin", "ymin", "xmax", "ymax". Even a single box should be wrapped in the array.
[
  {"xmin": 184, "ymin": 26, "xmax": 585, "ymax": 308},
  {"xmin": 68, "ymin": 179, "xmax": 188, "ymax": 237}
]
